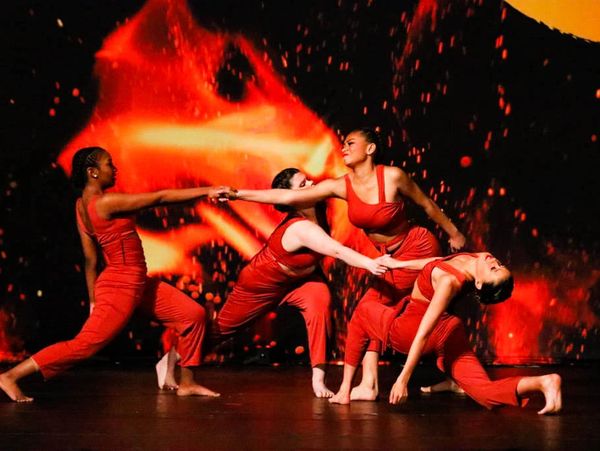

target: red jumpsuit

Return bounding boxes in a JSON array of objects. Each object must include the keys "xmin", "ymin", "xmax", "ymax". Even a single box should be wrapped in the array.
[
  {"xmin": 215, "ymin": 215, "xmax": 331, "ymax": 367},
  {"xmin": 344, "ymin": 255, "xmax": 525, "ymax": 409},
  {"xmin": 32, "ymin": 195, "xmax": 206, "ymax": 379},
  {"xmin": 345, "ymin": 165, "xmax": 441, "ymax": 352}
]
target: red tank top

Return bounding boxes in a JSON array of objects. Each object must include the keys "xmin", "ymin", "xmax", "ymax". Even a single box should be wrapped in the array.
[
  {"xmin": 345, "ymin": 165, "xmax": 406, "ymax": 235},
  {"xmin": 416, "ymin": 253, "xmax": 478, "ymax": 301},
  {"xmin": 264, "ymin": 216, "xmax": 321, "ymax": 270},
  {"xmin": 75, "ymin": 195, "xmax": 147, "ymax": 274}
]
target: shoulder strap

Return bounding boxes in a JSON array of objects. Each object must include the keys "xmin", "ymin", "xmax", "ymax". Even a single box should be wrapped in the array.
[
  {"xmin": 376, "ymin": 165, "xmax": 386, "ymax": 203},
  {"xmin": 435, "ymin": 261, "xmax": 466, "ymax": 285},
  {"xmin": 75, "ymin": 198, "xmax": 94, "ymax": 235},
  {"xmin": 344, "ymin": 173, "xmax": 354, "ymax": 198}
]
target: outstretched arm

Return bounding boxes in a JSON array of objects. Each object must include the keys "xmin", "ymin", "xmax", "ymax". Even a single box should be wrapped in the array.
[
  {"xmin": 375, "ymin": 255, "xmax": 443, "ymax": 270},
  {"xmin": 389, "ymin": 275, "xmax": 461, "ymax": 404},
  {"xmin": 77, "ymin": 222, "xmax": 98, "ymax": 315},
  {"xmin": 285, "ymin": 220, "xmax": 386, "ymax": 276},
  {"xmin": 95, "ymin": 187, "xmax": 221, "ymax": 218},
  {"xmin": 390, "ymin": 167, "xmax": 466, "ymax": 251},
  {"xmin": 233, "ymin": 178, "xmax": 345, "ymax": 208}
]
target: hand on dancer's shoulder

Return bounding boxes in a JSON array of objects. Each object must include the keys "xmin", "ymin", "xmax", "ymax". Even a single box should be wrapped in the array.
[
  {"xmin": 389, "ymin": 379, "xmax": 409, "ymax": 405},
  {"xmin": 448, "ymin": 232, "xmax": 466, "ymax": 252}
]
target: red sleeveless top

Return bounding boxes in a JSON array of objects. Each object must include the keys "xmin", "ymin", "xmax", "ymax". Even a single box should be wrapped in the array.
[
  {"xmin": 416, "ymin": 253, "xmax": 478, "ymax": 301},
  {"xmin": 345, "ymin": 165, "xmax": 406, "ymax": 235},
  {"xmin": 75, "ymin": 195, "xmax": 147, "ymax": 277},
  {"xmin": 264, "ymin": 216, "xmax": 321, "ymax": 270}
]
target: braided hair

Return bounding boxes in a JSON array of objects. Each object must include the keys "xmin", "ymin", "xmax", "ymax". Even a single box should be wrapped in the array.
[{"xmin": 71, "ymin": 146, "xmax": 106, "ymax": 190}]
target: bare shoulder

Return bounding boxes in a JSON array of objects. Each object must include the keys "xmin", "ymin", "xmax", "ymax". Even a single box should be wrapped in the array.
[
  {"xmin": 383, "ymin": 165, "xmax": 409, "ymax": 183},
  {"xmin": 431, "ymin": 268, "xmax": 463, "ymax": 290},
  {"xmin": 286, "ymin": 218, "xmax": 320, "ymax": 236}
]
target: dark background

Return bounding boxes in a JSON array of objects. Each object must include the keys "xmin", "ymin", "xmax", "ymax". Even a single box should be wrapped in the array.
[{"xmin": 1, "ymin": 0, "xmax": 599, "ymax": 365}]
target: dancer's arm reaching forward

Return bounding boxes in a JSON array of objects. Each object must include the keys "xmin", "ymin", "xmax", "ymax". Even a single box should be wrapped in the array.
[
  {"xmin": 95, "ymin": 187, "xmax": 223, "ymax": 219},
  {"xmin": 229, "ymin": 178, "xmax": 346, "ymax": 209},
  {"xmin": 285, "ymin": 220, "xmax": 386, "ymax": 276},
  {"xmin": 375, "ymin": 255, "xmax": 443, "ymax": 271}
]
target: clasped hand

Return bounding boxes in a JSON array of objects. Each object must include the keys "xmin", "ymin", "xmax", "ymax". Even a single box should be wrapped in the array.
[{"xmin": 208, "ymin": 186, "xmax": 238, "ymax": 202}]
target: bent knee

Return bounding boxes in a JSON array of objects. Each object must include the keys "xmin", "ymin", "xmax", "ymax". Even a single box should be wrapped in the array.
[{"xmin": 187, "ymin": 303, "xmax": 206, "ymax": 323}]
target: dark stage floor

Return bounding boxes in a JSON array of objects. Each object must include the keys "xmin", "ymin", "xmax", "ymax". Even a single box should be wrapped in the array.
[{"xmin": 1, "ymin": 362, "xmax": 599, "ymax": 450}]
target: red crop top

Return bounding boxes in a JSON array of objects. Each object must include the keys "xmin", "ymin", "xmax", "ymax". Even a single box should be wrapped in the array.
[
  {"xmin": 266, "ymin": 216, "xmax": 321, "ymax": 270},
  {"xmin": 75, "ymin": 195, "xmax": 146, "ymax": 272},
  {"xmin": 416, "ymin": 253, "xmax": 478, "ymax": 301},
  {"xmin": 345, "ymin": 165, "xmax": 406, "ymax": 235}
]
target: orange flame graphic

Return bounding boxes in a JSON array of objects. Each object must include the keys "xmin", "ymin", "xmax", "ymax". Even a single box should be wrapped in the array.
[{"xmin": 57, "ymin": 0, "xmax": 349, "ymax": 274}]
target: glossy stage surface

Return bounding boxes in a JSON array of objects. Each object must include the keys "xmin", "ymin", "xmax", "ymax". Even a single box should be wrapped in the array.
[{"xmin": 1, "ymin": 362, "xmax": 598, "ymax": 450}]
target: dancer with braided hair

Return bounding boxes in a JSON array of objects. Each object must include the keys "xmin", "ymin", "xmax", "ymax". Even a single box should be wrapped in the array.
[{"xmin": 0, "ymin": 147, "xmax": 220, "ymax": 402}]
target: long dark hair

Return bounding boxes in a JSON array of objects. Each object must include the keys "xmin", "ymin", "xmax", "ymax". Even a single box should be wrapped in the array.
[
  {"xmin": 474, "ymin": 275, "xmax": 514, "ymax": 305},
  {"xmin": 71, "ymin": 146, "xmax": 106, "ymax": 190},
  {"xmin": 270, "ymin": 168, "xmax": 330, "ymax": 234}
]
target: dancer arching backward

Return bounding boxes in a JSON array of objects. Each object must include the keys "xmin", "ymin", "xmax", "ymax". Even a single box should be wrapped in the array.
[
  {"xmin": 329, "ymin": 252, "xmax": 562, "ymax": 415},
  {"xmin": 211, "ymin": 168, "xmax": 387, "ymax": 398},
  {"xmin": 223, "ymin": 128, "xmax": 466, "ymax": 400},
  {"xmin": 0, "ymin": 147, "xmax": 221, "ymax": 402}
]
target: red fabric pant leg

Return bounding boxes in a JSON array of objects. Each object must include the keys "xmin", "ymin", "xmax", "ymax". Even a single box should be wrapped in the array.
[
  {"xmin": 431, "ymin": 314, "xmax": 523, "ymax": 409},
  {"xmin": 215, "ymin": 265, "xmax": 288, "ymax": 338},
  {"xmin": 359, "ymin": 226, "xmax": 441, "ymax": 353},
  {"xmin": 137, "ymin": 278, "xmax": 205, "ymax": 368},
  {"xmin": 280, "ymin": 278, "xmax": 331, "ymax": 366},
  {"xmin": 31, "ymin": 281, "xmax": 142, "ymax": 379},
  {"xmin": 388, "ymin": 302, "xmax": 522, "ymax": 409},
  {"xmin": 216, "ymin": 261, "xmax": 331, "ymax": 367},
  {"xmin": 344, "ymin": 299, "xmax": 404, "ymax": 367}
]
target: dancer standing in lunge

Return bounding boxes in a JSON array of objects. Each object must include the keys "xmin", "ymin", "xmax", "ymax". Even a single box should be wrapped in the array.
[{"xmin": 0, "ymin": 147, "xmax": 220, "ymax": 402}]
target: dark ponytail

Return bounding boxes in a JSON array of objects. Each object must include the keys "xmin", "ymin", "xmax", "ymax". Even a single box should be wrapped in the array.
[{"xmin": 351, "ymin": 127, "xmax": 384, "ymax": 164}]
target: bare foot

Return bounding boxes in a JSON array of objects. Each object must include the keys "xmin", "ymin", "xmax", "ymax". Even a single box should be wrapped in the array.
[
  {"xmin": 0, "ymin": 373, "xmax": 34, "ymax": 403},
  {"xmin": 156, "ymin": 349, "xmax": 180, "ymax": 390},
  {"xmin": 350, "ymin": 383, "xmax": 378, "ymax": 401},
  {"xmin": 421, "ymin": 378, "xmax": 465, "ymax": 395},
  {"xmin": 176, "ymin": 383, "xmax": 220, "ymax": 397},
  {"xmin": 328, "ymin": 390, "xmax": 351, "ymax": 405},
  {"xmin": 312, "ymin": 367, "xmax": 333, "ymax": 398},
  {"xmin": 313, "ymin": 379, "xmax": 334, "ymax": 398},
  {"xmin": 538, "ymin": 374, "xmax": 562, "ymax": 415}
]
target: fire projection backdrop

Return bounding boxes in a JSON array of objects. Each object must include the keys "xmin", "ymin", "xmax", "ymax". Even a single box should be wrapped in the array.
[{"xmin": 1, "ymin": 0, "xmax": 599, "ymax": 364}]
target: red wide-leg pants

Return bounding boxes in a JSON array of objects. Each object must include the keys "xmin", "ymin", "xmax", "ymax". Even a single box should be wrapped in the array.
[
  {"xmin": 345, "ymin": 299, "xmax": 524, "ymax": 409},
  {"xmin": 357, "ymin": 226, "xmax": 440, "ymax": 352},
  {"xmin": 216, "ymin": 258, "xmax": 331, "ymax": 367},
  {"xmin": 32, "ymin": 275, "xmax": 205, "ymax": 379}
]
